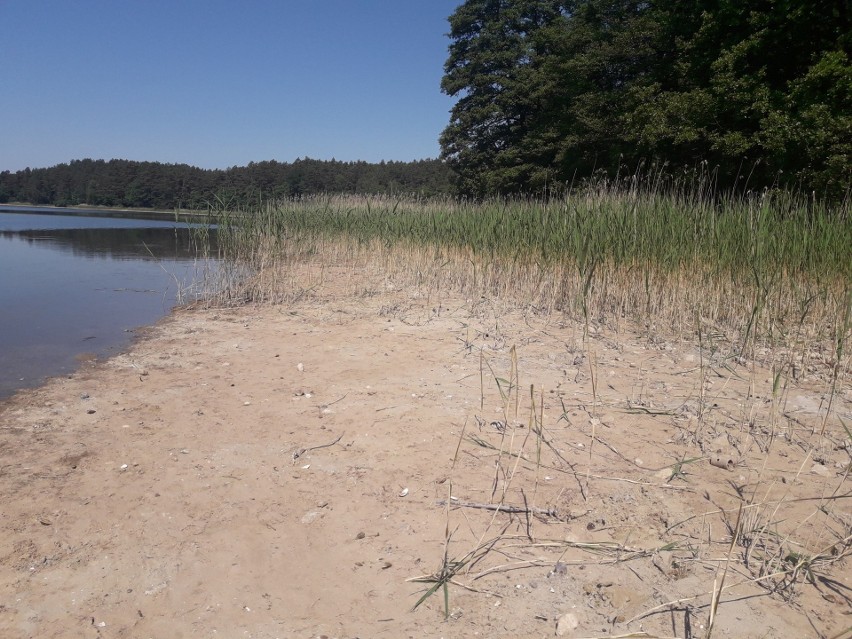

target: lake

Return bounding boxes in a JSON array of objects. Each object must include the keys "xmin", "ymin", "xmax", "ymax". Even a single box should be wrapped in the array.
[{"xmin": 0, "ymin": 207, "xmax": 217, "ymax": 400}]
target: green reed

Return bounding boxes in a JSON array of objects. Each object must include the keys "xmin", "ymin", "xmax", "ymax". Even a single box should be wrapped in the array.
[
  {"xmin": 213, "ymin": 189, "xmax": 847, "ymax": 280},
  {"xmin": 205, "ymin": 176, "xmax": 850, "ymax": 357}
]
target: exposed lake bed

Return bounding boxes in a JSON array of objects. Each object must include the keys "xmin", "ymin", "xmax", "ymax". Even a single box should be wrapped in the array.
[{"xmin": 0, "ymin": 264, "xmax": 847, "ymax": 638}]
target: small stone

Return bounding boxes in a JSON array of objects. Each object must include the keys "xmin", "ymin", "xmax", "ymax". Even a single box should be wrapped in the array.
[
  {"xmin": 86, "ymin": 409, "xmax": 96, "ymax": 414},
  {"xmin": 297, "ymin": 363, "xmax": 304, "ymax": 372},
  {"xmin": 811, "ymin": 463, "xmax": 831, "ymax": 478},
  {"xmin": 355, "ymin": 531, "xmax": 366, "ymax": 540},
  {"xmin": 301, "ymin": 511, "xmax": 321, "ymax": 524},
  {"xmin": 556, "ymin": 612, "xmax": 579, "ymax": 635}
]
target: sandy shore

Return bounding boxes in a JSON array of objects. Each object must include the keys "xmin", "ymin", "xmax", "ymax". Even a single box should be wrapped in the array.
[{"xmin": 1, "ymin": 278, "xmax": 849, "ymax": 638}]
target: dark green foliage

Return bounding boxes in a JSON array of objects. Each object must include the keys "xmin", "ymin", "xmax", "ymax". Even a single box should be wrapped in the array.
[
  {"xmin": 441, "ymin": 0, "xmax": 851, "ymax": 197},
  {"xmin": 440, "ymin": 0, "xmax": 570, "ymax": 196},
  {"xmin": 0, "ymin": 158, "xmax": 454, "ymax": 210}
]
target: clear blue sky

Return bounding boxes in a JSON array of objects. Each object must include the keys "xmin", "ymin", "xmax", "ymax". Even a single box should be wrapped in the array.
[{"xmin": 0, "ymin": 0, "xmax": 461, "ymax": 172}]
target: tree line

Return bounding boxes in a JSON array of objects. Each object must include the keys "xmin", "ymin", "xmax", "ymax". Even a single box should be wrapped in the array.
[
  {"xmin": 440, "ymin": 0, "xmax": 850, "ymax": 197},
  {"xmin": 0, "ymin": 157, "xmax": 454, "ymax": 210}
]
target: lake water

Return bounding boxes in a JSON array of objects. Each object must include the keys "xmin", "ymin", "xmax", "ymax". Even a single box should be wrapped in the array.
[{"xmin": 0, "ymin": 207, "xmax": 217, "ymax": 400}]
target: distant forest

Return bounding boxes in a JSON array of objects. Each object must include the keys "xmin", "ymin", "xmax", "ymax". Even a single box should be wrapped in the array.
[{"xmin": 0, "ymin": 158, "xmax": 454, "ymax": 210}]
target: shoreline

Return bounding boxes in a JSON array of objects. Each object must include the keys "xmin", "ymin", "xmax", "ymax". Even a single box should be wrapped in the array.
[
  {"xmin": 0, "ymin": 210, "xmax": 214, "ymax": 402},
  {"xmin": 1, "ymin": 276, "xmax": 849, "ymax": 638},
  {"xmin": 0, "ymin": 202, "xmax": 210, "ymax": 223}
]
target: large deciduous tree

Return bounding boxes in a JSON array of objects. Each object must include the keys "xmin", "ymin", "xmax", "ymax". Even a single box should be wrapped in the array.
[{"xmin": 440, "ymin": 0, "xmax": 851, "ymax": 197}]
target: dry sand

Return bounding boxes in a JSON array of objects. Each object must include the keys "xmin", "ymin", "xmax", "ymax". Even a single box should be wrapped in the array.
[{"xmin": 1, "ymin": 273, "xmax": 850, "ymax": 639}]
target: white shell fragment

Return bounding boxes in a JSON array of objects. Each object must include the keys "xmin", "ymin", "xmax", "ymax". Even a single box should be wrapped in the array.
[{"xmin": 398, "ymin": 488, "xmax": 409, "ymax": 497}]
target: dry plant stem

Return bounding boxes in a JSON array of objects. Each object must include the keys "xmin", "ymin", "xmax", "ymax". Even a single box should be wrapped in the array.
[
  {"xmin": 291, "ymin": 432, "xmax": 343, "ymax": 462},
  {"xmin": 511, "ymin": 345, "xmax": 519, "ymax": 420},
  {"xmin": 695, "ymin": 317, "xmax": 713, "ymax": 438},
  {"xmin": 436, "ymin": 500, "xmax": 558, "ymax": 518},
  {"xmin": 821, "ymin": 287, "xmax": 851, "ymax": 436},
  {"xmin": 411, "ymin": 418, "xmax": 469, "ymax": 618},
  {"xmin": 531, "ymin": 386, "xmax": 545, "ymax": 529},
  {"xmin": 467, "ymin": 430, "xmax": 694, "ymax": 491},
  {"xmin": 624, "ymin": 569, "xmax": 792, "ymax": 624},
  {"xmin": 482, "ymin": 350, "xmax": 527, "ymax": 538},
  {"xmin": 479, "ymin": 347, "xmax": 485, "ymax": 412},
  {"xmin": 482, "ymin": 354, "xmax": 512, "ymax": 501},
  {"xmin": 666, "ymin": 492, "xmax": 852, "ymax": 534},
  {"xmin": 587, "ymin": 350, "xmax": 598, "ymax": 499},
  {"xmin": 707, "ymin": 503, "xmax": 742, "ymax": 639},
  {"xmin": 528, "ymin": 384, "xmax": 538, "ymax": 541},
  {"xmin": 626, "ymin": 529, "xmax": 852, "ymax": 627}
]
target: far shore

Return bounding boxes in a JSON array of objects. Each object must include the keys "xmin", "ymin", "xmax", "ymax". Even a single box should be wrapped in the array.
[{"xmin": 0, "ymin": 201, "xmax": 210, "ymax": 223}]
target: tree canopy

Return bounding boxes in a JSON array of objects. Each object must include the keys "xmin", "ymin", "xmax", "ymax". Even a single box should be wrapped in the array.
[{"xmin": 440, "ymin": 0, "xmax": 851, "ymax": 197}]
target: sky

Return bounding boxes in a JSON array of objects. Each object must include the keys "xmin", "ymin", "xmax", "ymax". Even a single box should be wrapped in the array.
[{"xmin": 0, "ymin": 0, "xmax": 462, "ymax": 172}]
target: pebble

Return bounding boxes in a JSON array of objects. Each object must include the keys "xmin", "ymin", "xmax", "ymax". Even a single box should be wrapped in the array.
[
  {"xmin": 555, "ymin": 612, "xmax": 579, "ymax": 635},
  {"xmin": 811, "ymin": 463, "xmax": 831, "ymax": 478},
  {"xmin": 301, "ymin": 511, "xmax": 321, "ymax": 524}
]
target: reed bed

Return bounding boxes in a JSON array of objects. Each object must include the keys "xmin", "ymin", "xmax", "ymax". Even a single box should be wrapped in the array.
[{"xmin": 205, "ymin": 179, "xmax": 850, "ymax": 366}]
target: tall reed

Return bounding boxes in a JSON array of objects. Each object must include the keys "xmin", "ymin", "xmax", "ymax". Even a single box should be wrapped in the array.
[{"xmin": 206, "ymin": 176, "xmax": 851, "ymax": 364}]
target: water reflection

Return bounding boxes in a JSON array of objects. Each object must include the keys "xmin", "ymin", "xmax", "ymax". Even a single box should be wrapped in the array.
[
  {"xmin": 1, "ymin": 226, "xmax": 204, "ymax": 260},
  {"xmin": 0, "ymin": 211, "xmax": 218, "ymax": 400}
]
